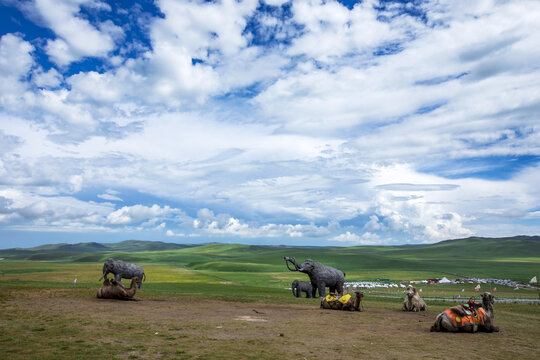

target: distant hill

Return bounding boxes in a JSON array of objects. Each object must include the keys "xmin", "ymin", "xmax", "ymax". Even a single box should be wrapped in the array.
[
  {"xmin": 11, "ymin": 240, "xmax": 196, "ymax": 254},
  {"xmin": 2, "ymin": 235, "xmax": 539, "ymax": 258},
  {"xmin": 25, "ymin": 242, "xmax": 109, "ymax": 252},
  {"xmin": 402, "ymin": 235, "xmax": 540, "ymax": 259}
]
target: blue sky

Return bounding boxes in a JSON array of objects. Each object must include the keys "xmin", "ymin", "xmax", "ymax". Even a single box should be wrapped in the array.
[{"xmin": 0, "ymin": 0, "xmax": 539, "ymax": 249}]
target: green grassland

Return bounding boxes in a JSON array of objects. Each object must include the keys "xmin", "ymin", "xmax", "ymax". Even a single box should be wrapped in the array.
[
  {"xmin": 0, "ymin": 237, "xmax": 539, "ymax": 359},
  {"xmin": 0, "ymin": 236, "xmax": 538, "ymax": 300}
]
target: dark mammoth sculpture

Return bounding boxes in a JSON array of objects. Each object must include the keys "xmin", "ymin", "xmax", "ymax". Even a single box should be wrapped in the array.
[
  {"xmin": 291, "ymin": 280, "xmax": 314, "ymax": 298},
  {"xmin": 284, "ymin": 256, "xmax": 345, "ymax": 298},
  {"xmin": 99, "ymin": 258, "xmax": 146, "ymax": 289}
]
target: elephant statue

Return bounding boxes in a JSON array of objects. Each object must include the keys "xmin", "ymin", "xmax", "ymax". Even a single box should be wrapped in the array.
[
  {"xmin": 99, "ymin": 258, "xmax": 146, "ymax": 289},
  {"xmin": 284, "ymin": 257, "xmax": 345, "ymax": 298},
  {"xmin": 291, "ymin": 280, "xmax": 314, "ymax": 298}
]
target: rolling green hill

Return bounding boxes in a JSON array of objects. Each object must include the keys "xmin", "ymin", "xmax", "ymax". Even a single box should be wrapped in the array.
[
  {"xmin": 0, "ymin": 236, "xmax": 538, "ymax": 283},
  {"xmin": 11, "ymin": 240, "xmax": 195, "ymax": 253}
]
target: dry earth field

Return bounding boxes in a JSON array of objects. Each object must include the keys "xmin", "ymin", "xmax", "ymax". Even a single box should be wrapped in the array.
[{"xmin": 0, "ymin": 287, "xmax": 538, "ymax": 360}]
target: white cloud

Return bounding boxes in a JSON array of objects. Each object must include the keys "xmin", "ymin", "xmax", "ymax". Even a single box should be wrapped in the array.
[
  {"xmin": 37, "ymin": 89, "xmax": 97, "ymax": 129},
  {"xmin": 288, "ymin": 0, "xmax": 407, "ymax": 62},
  {"xmin": 262, "ymin": 0, "xmax": 289, "ymax": 6},
  {"xmin": 192, "ymin": 208, "xmax": 332, "ymax": 238},
  {"xmin": 97, "ymin": 193, "xmax": 123, "ymax": 202},
  {"xmin": 35, "ymin": 0, "xmax": 121, "ymax": 65},
  {"xmin": 0, "ymin": 188, "xmax": 114, "ymax": 229},
  {"xmin": 1, "ymin": 1, "xmax": 540, "ymax": 245},
  {"xmin": 256, "ymin": 0, "xmax": 540, "ymax": 144},
  {"xmin": 331, "ymin": 231, "xmax": 380, "ymax": 245},
  {"xmin": 32, "ymin": 68, "xmax": 63, "ymax": 89},
  {"xmin": 0, "ymin": 34, "xmax": 34, "ymax": 79},
  {"xmin": 166, "ymin": 229, "xmax": 185, "ymax": 237},
  {"xmin": 67, "ymin": 71, "xmax": 124, "ymax": 104},
  {"xmin": 68, "ymin": 175, "xmax": 83, "ymax": 193},
  {"xmin": 0, "ymin": 34, "xmax": 34, "ymax": 108},
  {"xmin": 105, "ymin": 204, "xmax": 178, "ymax": 226},
  {"xmin": 364, "ymin": 215, "xmax": 384, "ymax": 232},
  {"xmin": 154, "ymin": 0, "xmax": 258, "ymax": 58}
]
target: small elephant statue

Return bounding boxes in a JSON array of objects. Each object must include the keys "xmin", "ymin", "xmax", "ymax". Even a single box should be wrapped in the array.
[{"xmin": 292, "ymin": 280, "xmax": 314, "ymax": 298}]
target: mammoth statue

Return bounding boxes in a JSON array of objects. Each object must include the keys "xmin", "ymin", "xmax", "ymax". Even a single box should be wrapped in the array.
[
  {"xmin": 284, "ymin": 257, "xmax": 345, "ymax": 298},
  {"xmin": 99, "ymin": 258, "xmax": 146, "ymax": 289},
  {"xmin": 292, "ymin": 280, "xmax": 314, "ymax": 298}
]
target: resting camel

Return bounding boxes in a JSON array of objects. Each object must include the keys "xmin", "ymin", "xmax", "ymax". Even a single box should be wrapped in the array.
[
  {"xmin": 97, "ymin": 277, "xmax": 140, "ymax": 300},
  {"xmin": 320, "ymin": 291, "xmax": 364, "ymax": 311},
  {"xmin": 430, "ymin": 292, "xmax": 498, "ymax": 333},
  {"xmin": 402, "ymin": 286, "xmax": 427, "ymax": 312}
]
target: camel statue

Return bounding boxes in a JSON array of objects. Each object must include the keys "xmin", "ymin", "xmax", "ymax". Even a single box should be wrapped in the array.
[
  {"xmin": 402, "ymin": 286, "xmax": 427, "ymax": 312},
  {"xmin": 430, "ymin": 292, "xmax": 499, "ymax": 333},
  {"xmin": 97, "ymin": 277, "xmax": 140, "ymax": 300},
  {"xmin": 320, "ymin": 291, "xmax": 364, "ymax": 311}
]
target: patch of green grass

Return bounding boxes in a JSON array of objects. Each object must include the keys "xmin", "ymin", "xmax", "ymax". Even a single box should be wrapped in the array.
[{"xmin": 2, "ymin": 237, "xmax": 539, "ymax": 283}]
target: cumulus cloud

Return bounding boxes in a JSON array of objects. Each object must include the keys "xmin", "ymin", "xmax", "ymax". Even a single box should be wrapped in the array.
[
  {"xmin": 0, "ymin": 195, "xmax": 14, "ymax": 215},
  {"xmin": 166, "ymin": 229, "xmax": 187, "ymax": 237},
  {"xmin": 370, "ymin": 194, "xmax": 474, "ymax": 241},
  {"xmin": 0, "ymin": 33, "xmax": 34, "ymax": 79},
  {"xmin": 1, "ymin": 0, "xmax": 540, "ymax": 245},
  {"xmin": 34, "ymin": 0, "xmax": 121, "ymax": 65},
  {"xmin": 32, "ymin": 68, "xmax": 63, "ymax": 89},
  {"xmin": 192, "ymin": 208, "xmax": 332, "ymax": 238},
  {"xmin": 0, "ymin": 34, "xmax": 34, "ymax": 107},
  {"xmin": 0, "ymin": 188, "xmax": 115, "ymax": 230},
  {"xmin": 331, "ymin": 231, "xmax": 380, "ymax": 245},
  {"xmin": 288, "ymin": 0, "xmax": 409, "ymax": 62},
  {"xmin": 105, "ymin": 204, "xmax": 179, "ymax": 226}
]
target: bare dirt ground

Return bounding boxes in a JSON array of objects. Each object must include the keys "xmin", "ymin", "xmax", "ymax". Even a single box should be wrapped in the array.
[{"xmin": 0, "ymin": 288, "xmax": 539, "ymax": 359}]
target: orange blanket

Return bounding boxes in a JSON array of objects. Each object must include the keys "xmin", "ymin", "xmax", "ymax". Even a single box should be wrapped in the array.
[{"xmin": 442, "ymin": 307, "xmax": 486, "ymax": 328}]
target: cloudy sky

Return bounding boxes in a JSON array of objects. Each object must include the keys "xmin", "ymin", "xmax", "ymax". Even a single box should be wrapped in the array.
[{"xmin": 0, "ymin": 0, "xmax": 539, "ymax": 249}]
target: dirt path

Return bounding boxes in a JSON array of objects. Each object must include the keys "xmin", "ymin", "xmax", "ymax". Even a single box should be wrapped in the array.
[{"xmin": 1, "ymin": 288, "xmax": 538, "ymax": 359}]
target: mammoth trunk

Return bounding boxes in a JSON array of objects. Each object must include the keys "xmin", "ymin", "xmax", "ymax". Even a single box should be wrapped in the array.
[{"xmin": 284, "ymin": 257, "xmax": 302, "ymax": 272}]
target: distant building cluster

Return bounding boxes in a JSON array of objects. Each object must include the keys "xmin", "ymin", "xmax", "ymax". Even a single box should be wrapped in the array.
[{"xmin": 345, "ymin": 276, "xmax": 537, "ymax": 290}]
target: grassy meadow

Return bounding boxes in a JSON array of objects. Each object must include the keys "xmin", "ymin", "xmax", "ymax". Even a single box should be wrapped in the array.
[{"xmin": 0, "ymin": 237, "xmax": 539, "ymax": 359}]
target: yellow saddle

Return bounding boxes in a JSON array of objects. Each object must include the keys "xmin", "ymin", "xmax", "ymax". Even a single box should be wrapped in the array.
[{"xmin": 325, "ymin": 294, "xmax": 352, "ymax": 304}]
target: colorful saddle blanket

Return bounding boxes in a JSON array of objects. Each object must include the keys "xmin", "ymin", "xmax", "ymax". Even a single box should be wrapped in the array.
[
  {"xmin": 442, "ymin": 307, "xmax": 486, "ymax": 328},
  {"xmin": 325, "ymin": 294, "xmax": 337, "ymax": 302},
  {"xmin": 325, "ymin": 294, "xmax": 352, "ymax": 304}
]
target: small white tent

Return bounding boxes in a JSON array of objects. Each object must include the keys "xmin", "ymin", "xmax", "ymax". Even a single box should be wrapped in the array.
[
  {"xmin": 530, "ymin": 276, "xmax": 537, "ymax": 284},
  {"xmin": 439, "ymin": 277, "xmax": 451, "ymax": 284}
]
